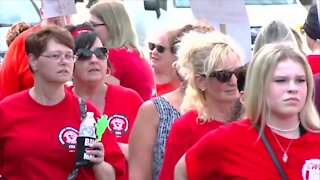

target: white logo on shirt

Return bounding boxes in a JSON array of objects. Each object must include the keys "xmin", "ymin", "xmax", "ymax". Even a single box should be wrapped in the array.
[
  {"xmin": 108, "ymin": 114, "xmax": 128, "ymax": 137},
  {"xmin": 302, "ymin": 159, "xmax": 320, "ymax": 180}
]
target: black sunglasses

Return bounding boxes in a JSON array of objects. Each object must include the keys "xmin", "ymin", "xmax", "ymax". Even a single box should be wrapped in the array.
[
  {"xmin": 76, "ymin": 47, "xmax": 109, "ymax": 61},
  {"xmin": 148, "ymin": 42, "xmax": 166, "ymax": 53},
  {"xmin": 201, "ymin": 68, "xmax": 241, "ymax": 83}
]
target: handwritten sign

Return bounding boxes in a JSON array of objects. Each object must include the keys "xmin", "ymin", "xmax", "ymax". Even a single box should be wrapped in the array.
[
  {"xmin": 42, "ymin": 0, "xmax": 77, "ymax": 18},
  {"xmin": 190, "ymin": 0, "xmax": 252, "ymax": 62}
]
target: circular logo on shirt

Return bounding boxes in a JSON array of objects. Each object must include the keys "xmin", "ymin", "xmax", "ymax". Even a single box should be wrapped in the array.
[
  {"xmin": 302, "ymin": 159, "xmax": 320, "ymax": 180},
  {"xmin": 108, "ymin": 114, "xmax": 129, "ymax": 137},
  {"xmin": 58, "ymin": 127, "xmax": 78, "ymax": 150}
]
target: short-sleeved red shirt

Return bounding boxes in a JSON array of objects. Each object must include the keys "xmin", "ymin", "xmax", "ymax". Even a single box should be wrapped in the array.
[
  {"xmin": 0, "ymin": 24, "xmax": 41, "ymax": 100},
  {"xmin": 185, "ymin": 119, "xmax": 320, "ymax": 180},
  {"xmin": 159, "ymin": 110, "xmax": 224, "ymax": 180},
  {"xmin": 0, "ymin": 90, "xmax": 126, "ymax": 179},
  {"xmin": 108, "ymin": 48, "xmax": 155, "ymax": 101}
]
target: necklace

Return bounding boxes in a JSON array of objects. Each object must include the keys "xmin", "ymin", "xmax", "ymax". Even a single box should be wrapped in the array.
[
  {"xmin": 270, "ymin": 130, "xmax": 294, "ymax": 163},
  {"xmin": 267, "ymin": 121, "xmax": 300, "ymax": 132}
]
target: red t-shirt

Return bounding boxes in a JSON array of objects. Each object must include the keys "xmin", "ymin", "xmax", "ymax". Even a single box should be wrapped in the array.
[
  {"xmin": 0, "ymin": 90, "xmax": 126, "ymax": 179},
  {"xmin": 0, "ymin": 24, "xmax": 41, "ymax": 100},
  {"xmin": 159, "ymin": 110, "xmax": 224, "ymax": 180},
  {"xmin": 185, "ymin": 119, "xmax": 320, "ymax": 180},
  {"xmin": 104, "ymin": 85, "xmax": 142, "ymax": 180},
  {"xmin": 108, "ymin": 48, "xmax": 155, "ymax": 101},
  {"xmin": 67, "ymin": 84, "xmax": 143, "ymax": 143},
  {"xmin": 67, "ymin": 84, "xmax": 143, "ymax": 180},
  {"xmin": 103, "ymin": 84, "xmax": 143, "ymax": 143},
  {"xmin": 155, "ymin": 79, "xmax": 180, "ymax": 96},
  {"xmin": 307, "ymin": 54, "xmax": 320, "ymax": 74}
]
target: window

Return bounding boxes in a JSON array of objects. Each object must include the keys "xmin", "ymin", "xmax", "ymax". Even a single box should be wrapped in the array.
[
  {"xmin": 0, "ymin": 0, "xmax": 41, "ymax": 27},
  {"xmin": 174, "ymin": 0, "xmax": 190, "ymax": 8}
]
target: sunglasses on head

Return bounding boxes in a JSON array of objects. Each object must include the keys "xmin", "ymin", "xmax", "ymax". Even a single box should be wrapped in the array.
[
  {"xmin": 76, "ymin": 47, "xmax": 108, "ymax": 61},
  {"xmin": 202, "ymin": 68, "xmax": 241, "ymax": 83},
  {"xmin": 148, "ymin": 42, "xmax": 166, "ymax": 53}
]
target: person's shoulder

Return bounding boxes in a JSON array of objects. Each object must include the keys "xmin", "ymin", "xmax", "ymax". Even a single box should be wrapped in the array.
[
  {"xmin": 109, "ymin": 47, "xmax": 145, "ymax": 60},
  {"xmin": 175, "ymin": 110, "xmax": 198, "ymax": 123},
  {"xmin": 0, "ymin": 90, "xmax": 29, "ymax": 105},
  {"xmin": 303, "ymin": 130, "xmax": 320, "ymax": 139},
  {"xmin": 108, "ymin": 48, "xmax": 130, "ymax": 58},
  {"xmin": 133, "ymin": 99, "xmax": 160, "ymax": 126},
  {"xmin": 207, "ymin": 119, "xmax": 253, "ymax": 139},
  {"xmin": 170, "ymin": 110, "xmax": 197, "ymax": 131},
  {"xmin": 223, "ymin": 118, "xmax": 252, "ymax": 131},
  {"xmin": 109, "ymin": 84, "xmax": 140, "ymax": 96},
  {"xmin": 136, "ymin": 98, "xmax": 161, "ymax": 119},
  {"xmin": 108, "ymin": 84, "xmax": 143, "ymax": 102},
  {"xmin": 139, "ymin": 98, "xmax": 157, "ymax": 111},
  {"xmin": 307, "ymin": 54, "xmax": 320, "ymax": 59}
]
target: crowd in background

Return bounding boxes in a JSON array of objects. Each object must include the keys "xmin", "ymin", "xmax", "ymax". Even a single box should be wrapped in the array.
[{"xmin": 0, "ymin": 0, "xmax": 319, "ymax": 180}]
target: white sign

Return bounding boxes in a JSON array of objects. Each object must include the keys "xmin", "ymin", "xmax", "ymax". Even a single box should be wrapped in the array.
[
  {"xmin": 190, "ymin": 0, "xmax": 252, "ymax": 62},
  {"xmin": 42, "ymin": 0, "xmax": 77, "ymax": 18}
]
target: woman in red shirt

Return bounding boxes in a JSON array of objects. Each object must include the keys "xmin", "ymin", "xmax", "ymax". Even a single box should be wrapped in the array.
[
  {"xmin": 175, "ymin": 43, "xmax": 320, "ymax": 180},
  {"xmin": 149, "ymin": 28, "xmax": 182, "ymax": 96},
  {"xmin": 89, "ymin": 0, "xmax": 155, "ymax": 101},
  {"xmin": 0, "ymin": 25, "xmax": 126, "ymax": 180},
  {"xmin": 67, "ymin": 22, "xmax": 144, "ymax": 180},
  {"xmin": 159, "ymin": 30, "xmax": 244, "ymax": 180}
]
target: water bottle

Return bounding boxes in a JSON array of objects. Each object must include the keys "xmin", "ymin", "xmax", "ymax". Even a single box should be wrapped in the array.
[{"xmin": 75, "ymin": 112, "xmax": 96, "ymax": 167}]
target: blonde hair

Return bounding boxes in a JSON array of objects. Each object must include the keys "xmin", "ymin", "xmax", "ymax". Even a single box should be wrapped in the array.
[
  {"xmin": 253, "ymin": 20, "xmax": 298, "ymax": 54},
  {"xmin": 245, "ymin": 43, "xmax": 320, "ymax": 132},
  {"xmin": 90, "ymin": 0, "xmax": 140, "ymax": 52},
  {"xmin": 290, "ymin": 27, "xmax": 305, "ymax": 54},
  {"xmin": 177, "ymin": 31, "xmax": 243, "ymax": 121},
  {"xmin": 172, "ymin": 23, "xmax": 215, "ymax": 81}
]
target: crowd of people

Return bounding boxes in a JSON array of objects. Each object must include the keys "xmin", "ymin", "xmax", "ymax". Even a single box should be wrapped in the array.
[{"xmin": 0, "ymin": 0, "xmax": 319, "ymax": 179}]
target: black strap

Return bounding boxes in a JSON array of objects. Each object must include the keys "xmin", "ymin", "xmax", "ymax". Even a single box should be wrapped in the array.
[
  {"xmin": 256, "ymin": 126, "xmax": 288, "ymax": 180},
  {"xmin": 79, "ymin": 97, "xmax": 87, "ymax": 121},
  {"xmin": 67, "ymin": 167, "xmax": 79, "ymax": 180},
  {"xmin": 68, "ymin": 97, "xmax": 88, "ymax": 180}
]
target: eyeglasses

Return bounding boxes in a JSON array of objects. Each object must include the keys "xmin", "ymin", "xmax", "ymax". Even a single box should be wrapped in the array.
[
  {"xmin": 201, "ymin": 68, "xmax": 240, "ymax": 83},
  {"xmin": 76, "ymin": 47, "xmax": 109, "ymax": 61},
  {"xmin": 90, "ymin": 23, "xmax": 106, "ymax": 27},
  {"xmin": 40, "ymin": 53, "xmax": 76, "ymax": 62},
  {"xmin": 148, "ymin": 42, "xmax": 166, "ymax": 53}
]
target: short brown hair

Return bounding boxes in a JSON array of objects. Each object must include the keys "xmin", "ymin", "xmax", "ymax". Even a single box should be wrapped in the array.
[{"xmin": 25, "ymin": 25, "xmax": 75, "ymax": 58}]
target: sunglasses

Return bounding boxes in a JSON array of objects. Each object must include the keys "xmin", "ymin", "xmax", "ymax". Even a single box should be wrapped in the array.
[
  {"xmin": 148, "ymin": 42, "xmax": 166, "ymax": 53},
  {"xmin": 201, "ymin": 68, "xmax": 241, "ymax": 83},
  {"xmin": 76, "ymin": 47, "xmax": 108, "ymax": 61}
]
